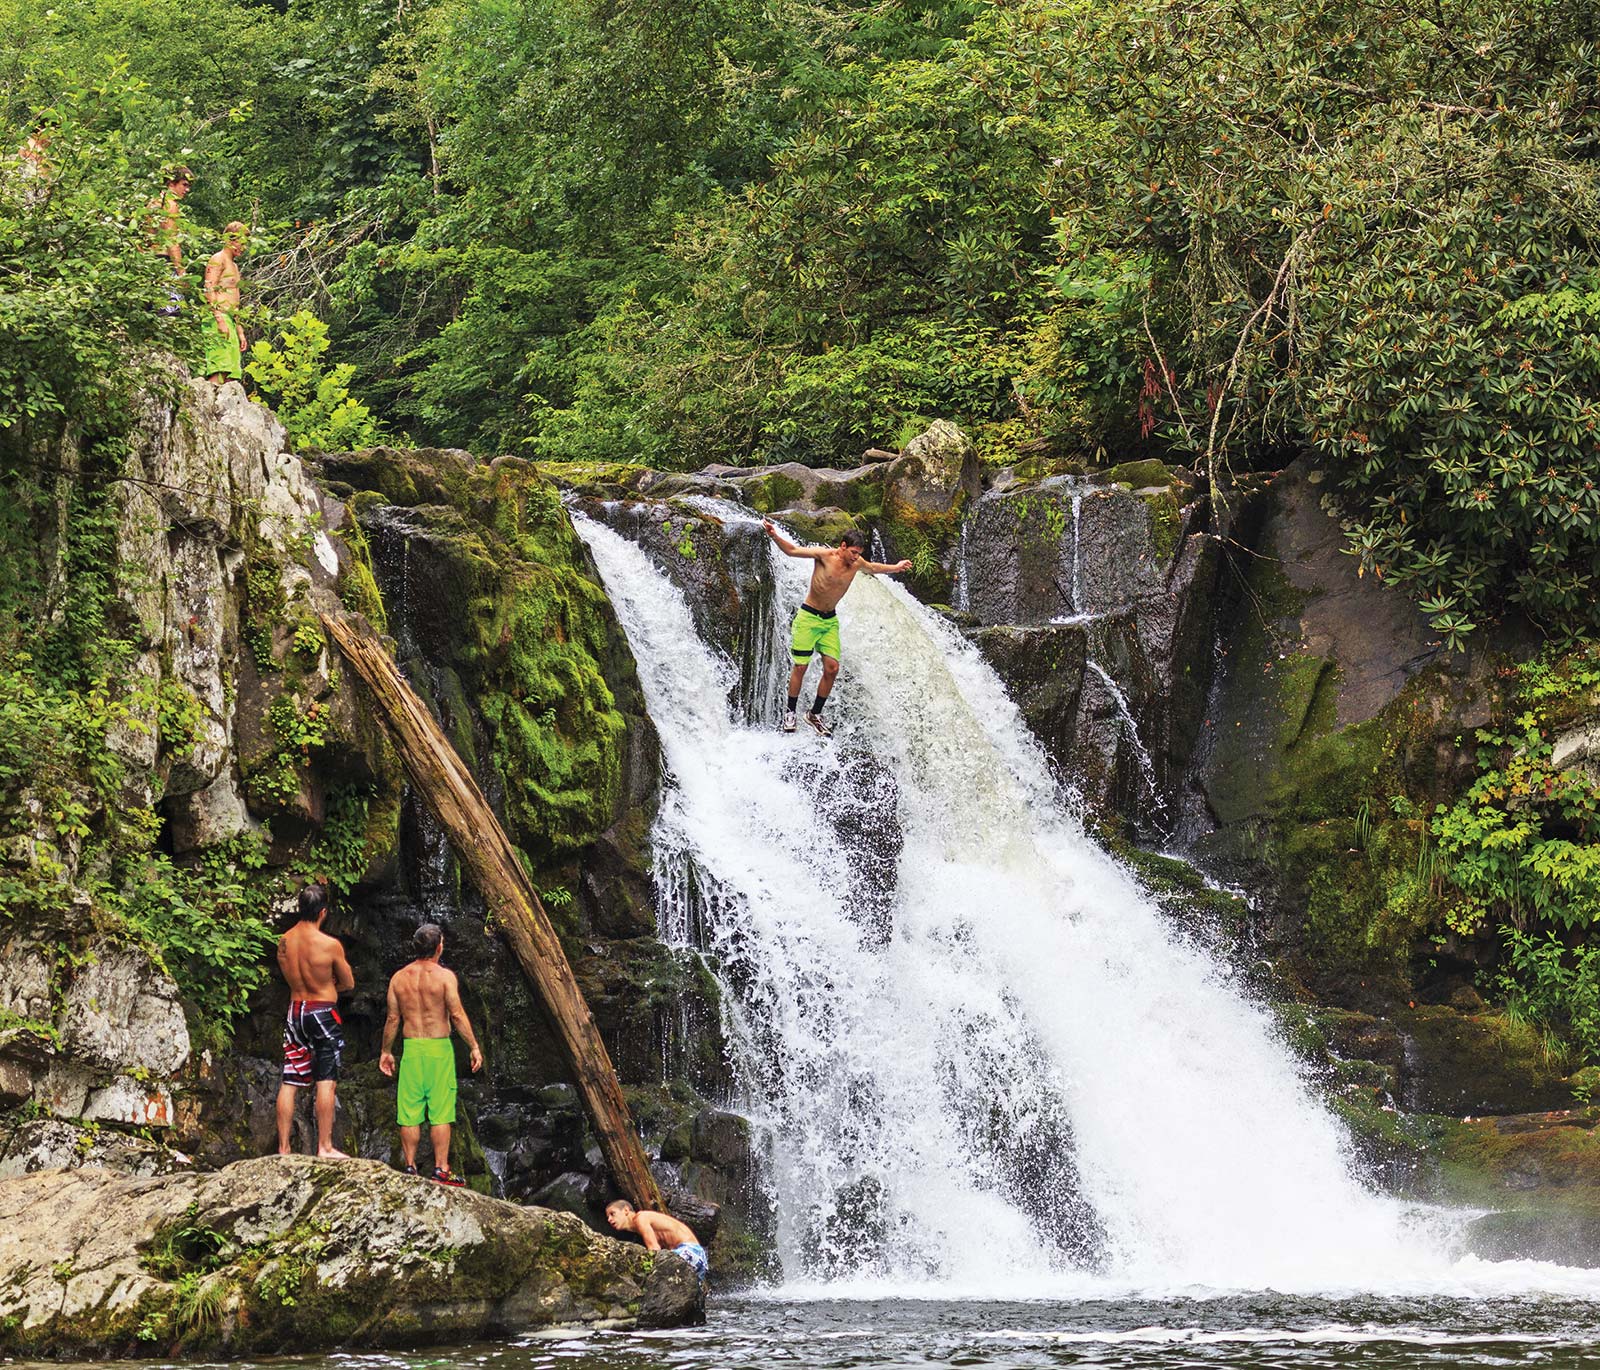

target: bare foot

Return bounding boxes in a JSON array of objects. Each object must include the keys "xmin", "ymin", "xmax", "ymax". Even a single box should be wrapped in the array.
[
  {"xmin": 316, "ymin": 1146, "xmax": 350, "ymax": 1159},
  {"xmin": 277, "ymin": 1148, "xmax": 294, "ymax": 1156}
]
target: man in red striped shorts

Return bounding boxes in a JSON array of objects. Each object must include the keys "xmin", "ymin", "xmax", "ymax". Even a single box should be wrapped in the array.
[{"xmin": 275, "ymin": 884, "xmax": 355, "ymax": 1157}]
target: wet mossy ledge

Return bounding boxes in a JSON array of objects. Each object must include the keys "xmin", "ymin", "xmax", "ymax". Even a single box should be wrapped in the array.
[{"xmin": 0, "ymin": 1156, "xmax": 703, "ymax": 1359}]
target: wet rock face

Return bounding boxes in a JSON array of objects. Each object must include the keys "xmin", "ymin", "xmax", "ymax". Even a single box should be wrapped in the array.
[
  {"xmin": 0, "ymin": 1156, "xmax": 702, "ymax": 1359},
  {"xmin": 960, "ymin": 468, "xmax": 1220, "ymax": 835}
]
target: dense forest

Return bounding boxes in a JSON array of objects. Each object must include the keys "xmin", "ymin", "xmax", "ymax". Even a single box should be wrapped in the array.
[{"xmin": 5, "ymin": 0, "xmax": 1600, "ymax": 1065}]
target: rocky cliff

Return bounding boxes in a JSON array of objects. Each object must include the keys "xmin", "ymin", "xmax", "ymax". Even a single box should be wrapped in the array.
[{"xmin": 0, "ymin": 376, "xmax": 762, "ymax": 1331}]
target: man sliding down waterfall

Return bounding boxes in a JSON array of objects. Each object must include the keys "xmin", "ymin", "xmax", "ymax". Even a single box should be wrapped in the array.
[{"xmin": 763, "ymin": 520, "xmax": 912, "ymax": 737}]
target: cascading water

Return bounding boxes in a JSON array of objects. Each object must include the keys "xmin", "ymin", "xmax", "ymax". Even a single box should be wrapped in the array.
[
  {"xmin": 574, "ymin": 507, "xmax": 1600, "ymax": 1300},
  {"xmin": 1084, "ymin": 659, "xmax": 1170, "ymax": 829}
]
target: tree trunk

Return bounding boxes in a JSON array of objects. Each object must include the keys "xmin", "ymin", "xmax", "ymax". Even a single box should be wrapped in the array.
[{"xmin": 321, "ymin": 612, "xmax": 661, "ymax": 1212}]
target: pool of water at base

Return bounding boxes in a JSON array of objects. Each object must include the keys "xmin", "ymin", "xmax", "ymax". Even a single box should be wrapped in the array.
[{"xmin": 81, "ymin": 1295, "xmax": 1600, "ymax": 1370}]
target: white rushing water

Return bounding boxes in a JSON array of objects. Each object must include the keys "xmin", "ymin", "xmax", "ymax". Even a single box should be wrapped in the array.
[{"xmin": 572, "ymin": 509, "xmax": 1600, "ymax": 1301}]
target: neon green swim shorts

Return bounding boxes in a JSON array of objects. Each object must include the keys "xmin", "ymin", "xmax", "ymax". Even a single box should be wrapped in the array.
[
  {"xmin": 790, "ymin": 605, "xmax": 841, "ymax": 666},
  {"xmin": 396, "ymin": 1037, "xmax": 457, "ymax": 1126},
  {"xmin": 203, "ymin": 314, "xmax": 242, "ymax": 381}
]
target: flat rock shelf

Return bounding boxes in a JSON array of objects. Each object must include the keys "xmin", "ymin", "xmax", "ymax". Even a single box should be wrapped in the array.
[{"xmin": 0, "ymin": 1155, "xmax": 703, "ymax": 1359}]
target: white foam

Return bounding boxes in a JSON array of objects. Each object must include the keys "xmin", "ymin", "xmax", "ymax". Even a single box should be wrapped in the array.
[{"xmin": 573, "ymin": 511, "xmax": 1600, "ymax": 1301}]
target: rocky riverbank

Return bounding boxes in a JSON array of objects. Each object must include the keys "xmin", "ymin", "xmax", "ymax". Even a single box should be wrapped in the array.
[{"xmin": 0, "ymin": 1155, "xmax": 702, "ymax": 1358}]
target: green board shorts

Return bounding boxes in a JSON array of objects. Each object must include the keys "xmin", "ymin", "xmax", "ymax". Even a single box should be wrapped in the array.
[
  {"xmin": 203, "ymin": 313, "xmax": 242, "ymax": 381},
  {"xmin": 396, "ymin": 1037, "xmax": 457, "ymax": 1126},
  {"xmin": 790, "ymin": 604, "xmax": 841, "ymax": 666}
]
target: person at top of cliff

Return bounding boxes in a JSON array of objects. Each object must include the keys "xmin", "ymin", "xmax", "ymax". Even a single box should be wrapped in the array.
[
  {"xmin": 146, "ymin": 166, "xmax": 190, "ymax": 316},
  {"xmin": 605, "ymin": 1200, "xmax": 709, "ymax": 1282},
  {"xmin": 379, "ymin": 923, "xmax": 483, "ymax": 1186},
  {"xmin": 275, "ymin": 883, "xmax": 355, "ymax": 1159},
  {"xmin": 202, "ymin": 220, "xmax": 249, "ymax": 385},
  {"xmin": 762, "ymin": 520, "xmax": 911, "ymax": 738},
  {"xmin": 147, "ymin": 166, "xmax": 190, "ymax": 270}
]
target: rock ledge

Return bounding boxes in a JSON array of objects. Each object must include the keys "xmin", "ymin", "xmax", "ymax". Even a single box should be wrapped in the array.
[{"xmin": 0, "ymin": 1156, "xmax": 701, "ymax": 1358}]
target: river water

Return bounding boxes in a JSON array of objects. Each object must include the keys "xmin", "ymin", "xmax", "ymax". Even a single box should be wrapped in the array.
[{"xmin": 76, "ymin": 1291, "xmax": 1600, "ymax": 1370}]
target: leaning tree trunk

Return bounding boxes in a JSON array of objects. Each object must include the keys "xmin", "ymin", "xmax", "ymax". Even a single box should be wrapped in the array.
[{"xmin": 321, "ymin": 612, "xmax": 662, "ymax": 1212}]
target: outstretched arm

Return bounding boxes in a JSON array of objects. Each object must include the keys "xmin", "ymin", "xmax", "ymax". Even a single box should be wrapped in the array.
[
  {"xmin": 762, "ymin": 520, "xmax": 826, "ymax": 560},
  {"xmin": 860, "ymin": 558, "xmax": 913, "ymax": 575}
]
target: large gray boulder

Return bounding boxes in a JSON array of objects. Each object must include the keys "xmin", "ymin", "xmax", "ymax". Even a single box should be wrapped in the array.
[{"xmin": 0, "ymin": 1156, "xmax": 702, "ymax": 1358}]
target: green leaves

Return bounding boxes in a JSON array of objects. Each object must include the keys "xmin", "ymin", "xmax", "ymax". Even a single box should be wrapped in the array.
[{"xmin": 246, "ymin": 310, "xmax": 382, "ymax": 453}]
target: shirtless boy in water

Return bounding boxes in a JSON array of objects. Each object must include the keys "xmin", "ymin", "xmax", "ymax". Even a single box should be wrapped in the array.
[
  {"xmin": 605, "ymin": 1200, "xmax": 710, "ymax": 1282},
  {"xmin": 275, "ymin": 884, "xmax": 354, "ymax": 1157},
  {"xmin": 762, "ymin": 521, "xmax": 911, "ymax": 737}
]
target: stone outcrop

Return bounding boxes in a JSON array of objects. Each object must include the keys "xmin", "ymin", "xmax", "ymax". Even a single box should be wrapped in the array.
[
  {"xmin": 0, "ymin": 1156, "xmax": 701, "ymax": 1358},
  {"xmin": 546, "ymin": 435, "xmax": 1224, "ymax": 832},
  {"xmin": 960, "ymin": 460, "xmax": 1221, "ymax": 832},
  {"xmin": 0, "ymin": 376, "xmax": 401, "ymax": 1138}
]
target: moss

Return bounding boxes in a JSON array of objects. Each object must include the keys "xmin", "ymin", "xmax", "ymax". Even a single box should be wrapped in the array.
[
  {"xmin": 884, "ymin": 503, "xmax": 964, "ymax": 602},
  {"xmin": 743, "ymin": 472, "xmax": 806, "ymax": 514},
  {"xmin": 1141, "ymin": 486, "xmax": 1183, "ymax": 565},
  {"xmin": 535, "ymin": 460, "xmax": 652, "ymax": 499},
  {"xmin": 832, "ymin": 473, "xmax": 885, "ymax": 520},
  {"xmin": 333, "ymin": 517, "xmax": 388, "ymax": 634},
  {"xmin": 358, "ymin": 456, "xmax": 630, "ymax": 866},
  {"xmin": 1104, "ymin": 458, "xmax": 1175, "ymax": 490},
  {"xmin": 1115, "ymin": 844, "xmax": 1251, "ymax": 936},
  {"xmin": 780, "ymin": 509, "xmax": 864, "ymax": 548}
]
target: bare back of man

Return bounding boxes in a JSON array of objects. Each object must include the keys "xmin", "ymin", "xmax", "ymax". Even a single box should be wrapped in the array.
[
  {"xmin": 278, "ymin": 921, "xmax": 349, "ymax": 1002},
  {"xmin": 604, "ymin": 1200, "xmax": 710, "ymax": 1280},
  {"xmin": 387, "ymin": 959, "xmax": 457, "ymax": 1038}
]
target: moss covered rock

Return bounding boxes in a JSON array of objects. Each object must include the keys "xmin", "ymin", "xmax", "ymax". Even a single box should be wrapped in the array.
[{"xmin": 0, "ymin": 1155, "xmax": 702, "ymax": 1359}]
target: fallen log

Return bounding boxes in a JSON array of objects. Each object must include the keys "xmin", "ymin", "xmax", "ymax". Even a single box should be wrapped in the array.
[{"xmin": 321, "ymin": 611, "xmax": 662, "ymax": 1212}]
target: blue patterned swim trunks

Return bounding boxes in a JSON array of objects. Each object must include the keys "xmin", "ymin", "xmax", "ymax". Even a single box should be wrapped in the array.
[{"xmin": 672, "ymin": 1242, "xmax": 710, "ymax": 1280}]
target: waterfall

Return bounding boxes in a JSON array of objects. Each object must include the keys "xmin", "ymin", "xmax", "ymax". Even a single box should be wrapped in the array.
[
  {"xmin": 572, "ymin": 510, "xmax": 1584, "ymax": 1298},
  {"xmin": 1071, "ymin": 491, "xmax": 1083, "ymax": 614},
  {"xmin": 1084, "ymin": 659, "xmax": 1170, "ymax": 828}
]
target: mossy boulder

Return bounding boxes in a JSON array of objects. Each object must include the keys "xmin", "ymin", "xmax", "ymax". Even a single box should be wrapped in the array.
[
  {"xmin": 878, "ymin": 421, "xmax": 980, "ymax": 601},
  {"xmin": 0, "ymin": 1156, "xmax": 702, "ymax": 1359},
  {"xmin": 328, "ymin": 449, "xmax": 637, "ymax": 870}
]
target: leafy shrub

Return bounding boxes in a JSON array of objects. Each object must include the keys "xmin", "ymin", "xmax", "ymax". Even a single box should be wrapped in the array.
[
  {"xmin": 247, "ymin": 311, "xmax": 381, "ymax": 453},
  {"xmin": 1496, "ymin": 929, "xmax": 1600, "ymax": 1066}
]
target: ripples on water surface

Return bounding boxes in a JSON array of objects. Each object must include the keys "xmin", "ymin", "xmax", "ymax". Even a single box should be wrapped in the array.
[{"xmin": 68, "ymin": 1293, "xmax": 1600, "ymax": 1370}]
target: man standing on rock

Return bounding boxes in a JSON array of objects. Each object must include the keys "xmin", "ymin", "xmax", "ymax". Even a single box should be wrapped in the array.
[
  {"xmin": 203, "ymin": 220, "xmax": 249, "ymax": 385},
  {"xmin": 762, "ymin": 520, "xmax": 911, "ymax": 737},
  {"xmin": 605, "ymin": 1200, "xmax": 710, "ymax": 1282},
  {"xmin": 379, "ymin": 923, "xmax": 483, "ymax": 1186},
  {"xmin": 276, "ymin": 883, "xmax": 355, "ymax": 1158}
]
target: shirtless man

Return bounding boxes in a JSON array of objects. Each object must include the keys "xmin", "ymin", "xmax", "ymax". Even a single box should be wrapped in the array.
[
  {"xmin": 275, "ymin": 884, "xmax": 355, "ymax": 1158},
  {"xmin": 605, "ymin": 1200, "xmax": 710, "ymax": 1282},
  {"xmin": 202, "ymin": 221, "xmax": 249, "ymax": 384},
  {"xmin": 146, "ymin": 166, "xmax": 190, "ymax": 274},
  {"xmin": 762, "ymin": 521, "xmax": 911, "ymax": 737},
  {"xmin": 379, "ymin": 924, "xmax": 483, "ymax": 1185}
]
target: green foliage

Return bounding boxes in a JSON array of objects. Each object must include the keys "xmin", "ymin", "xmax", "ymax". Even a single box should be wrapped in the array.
[
  {"xmin": 119, "ymin": 836, "xmax": 277, "ymax": 1052},
  {"xmin": 1433, "ymin": 653, "xmax": 1600, "ymax": 937},
  {"xmin": 295, "ymin": 785, "xmax": 375, "ymax": 896},
  {"xmin": 246, "ymin": 312, "xmax": 381, "ymax": 453},
  {"xmin": 0, "ymin": 57, "xmax": 195, "ymax": 435},
  {"xmin": 1495, "ymin": 928, "xmax": 1600, "ymax": 1066},
  {"xmin": 1424, "ymin": 647, "xmax": 1600, "ymax": 1063},
  {"xmin": 1063, "ymin": 0, "xmax": 1600, "ymax": 640}
]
